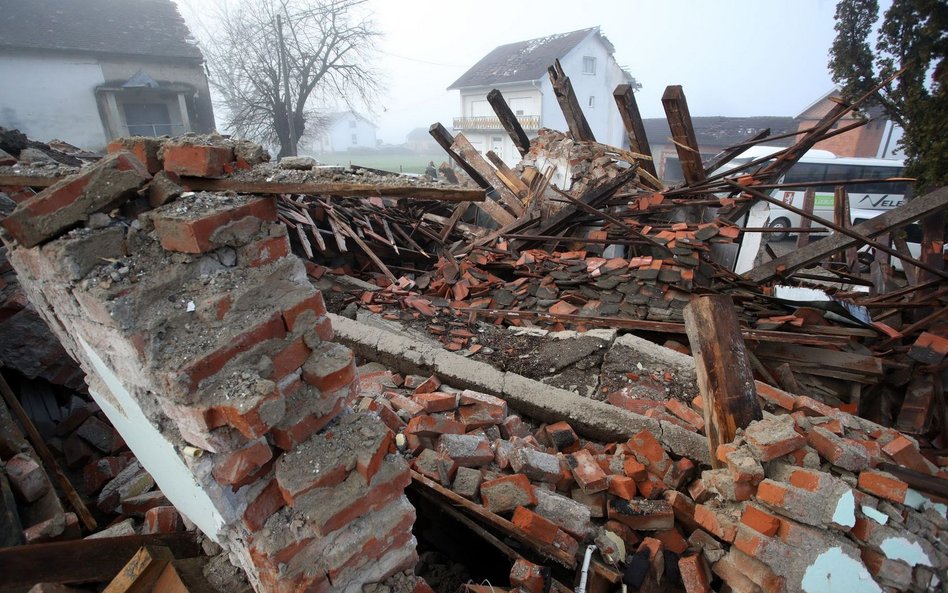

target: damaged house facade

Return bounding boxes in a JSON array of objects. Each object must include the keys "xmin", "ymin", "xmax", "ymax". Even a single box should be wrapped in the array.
[
  {"xmin": 449, "ymin": 27, "xmax": 633, "ymax": 165},
  {"xmin": 0, "ymin": 0, "xmax": 216, "ymax": 150}
]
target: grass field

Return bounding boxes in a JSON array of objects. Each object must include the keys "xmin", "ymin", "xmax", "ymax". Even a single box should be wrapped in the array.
[{"xmin": 314, "ymin": 152, "xmax": 445, "ymax": 175}]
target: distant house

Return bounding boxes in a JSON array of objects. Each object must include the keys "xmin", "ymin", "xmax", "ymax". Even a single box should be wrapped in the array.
[
  {"xmin": 448, "ymin": 27, "xmax": 634, "ymax": 166},
  {"xmin": 306, "ymin": 111, "xmax": 378, "ymax": 153},
  {"xmin": 796, "ymin": 89, "xmax": 903, "ymax": 159},
  {"xmin": 405, "ymin": 127, "xmax": 439, "ymax": 153},
  {"xmin": 643, "ymin": 116, "xmax": 798, "ymax": 182},
  {"xmin": 0, "ymin": 0, "xmax": 215, "ymax": 150}
]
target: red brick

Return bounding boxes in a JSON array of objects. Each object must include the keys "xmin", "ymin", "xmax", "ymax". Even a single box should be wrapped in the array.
[
  {"xmin": 412, "ymin": 375, "xmax": 442, "ymax": 394},
  {"xmin": 480, "ymin": 474, "xmax": 537, "ymax": 513},
  {"xmin": 212, "ymin": 439, "xmax": 274, "ymax": 487},
  {"xmin": 607, "ymin": 498, "xmax": 674, "ymax": 530},
  {"xmin": 301, "ymin": 343, "xmax": 355, "ymax": 393},
  {"xmin": 282, "ymin": 292, "xmax": 328, "ymax": 332},
  {"xmin": 604, "ymin": 474, "xmax": 635, "ymax": 502},
  {"xmin": 458, "ymin": 403, "xmax": 505, "ymax": 428},
  {"xmin": 107, "ymin": 137, "xmax": 162, "ymax": 174},
  {"xmin": 243, "ymin": 479, "xmax": 285, "ymax": 531},
  {"xmin": 163, "ymin": 144, "xmax": 234, "ymax": 177},
  {"xmin": 239, "ymin": 234, "xmax": 291, "ymax": 267},
  {"xmin": 679, "ymin": 554, "xmax": 711, "ymax": 593},
  {"xmin": 1, "ymin": 151, "xmax": 151, "ymax": 248},
  {"xmin": 153, "ymin": 197, "xmax": 277, "ymax": 254},
  {"xmin": 881, "ymin": 435, "xmax": 932, "ymax": 474},
  {"xmin": 753, "ymin": 381, "xmax": 796, "ymax": 410},
  {"xmin": 806, "ymin": 427, "xmax": 869, "ymax": 471},
  {"xmin": 740, "ymin": 505, "xmax": 780, "ymax": 536},
  {"xmin": 4, "ymin": 453, "xmax": 48, "ymax": 502},
  {"xmin": 665, "ymin": 399, "xmax": 706, "ymax": 432},
  {"xmin": 458, "ymin": 389, "xmax": 507, "ymax": 415},
  {"xmin": 82, "ymin": 457, "xmax": 128, "ymax": 495},
  {"xmin": 544, "ymin": 421, "xmax": 580, "ymax": 453},
  {"xmin": 175, "ymin": 313, "xmax": 286, "ymax": 392},
  {"xmin": 623, "ymin": 458, "xmax": 647, "ymax": 480},
  {"xmin": 271, "ymin": 337, "xmax": 311, "ymax": 380},
  {"xmin": 566, "ymin": 449, "xmax": 609, "ymax": 493},
  {"xmin": 389, "ymin": 393, "xmax": 425, "ymax": 416},
  {"xmin": 654, "ymin": 527, "xmax": 688, "ymax": 554},
  {"xmin": 857, "ymin": 470, "xmax": 908, "ymax": 504},
  {"xmin": 142, "ymin": 506, "xmax": 184, "ymax": 534},
  {"xmin": 406, "ymin": 414, "xmax": 464, "ymax": 437},
  {"xmin": 270, "ymin": 396, "xmax": 348, "ymax": 451},
  {"xmin": 693, "ymin": 504, "xmax": 737, "ymax": 542},
  {"xmin": 512, "ymin": 506, "xmax": 558, "ymax": 544},
  {"xmin": 500, "ymin": 415, "xmax": 530, "ymax": 439},
  {"xmin": 413, "ymin": 392, "xmax": 456, "ymax": 413},
  {"xmin": 509, "ymin": 558, "xmax": 547, "ymax": 593},
  {"xmin": 625, "ymin": 430, "xmax": 671, "ymax": 475}
]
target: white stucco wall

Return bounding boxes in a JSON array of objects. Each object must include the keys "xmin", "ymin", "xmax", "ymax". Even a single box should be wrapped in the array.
[{"xmin": 0, "ymin": 52, "xmax": 108, "ymax": 149}]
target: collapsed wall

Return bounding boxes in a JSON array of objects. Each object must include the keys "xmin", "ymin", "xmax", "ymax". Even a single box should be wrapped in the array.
[{"xmin": 0, "ymin": 144, "xmax": 417, "ymax": 593}]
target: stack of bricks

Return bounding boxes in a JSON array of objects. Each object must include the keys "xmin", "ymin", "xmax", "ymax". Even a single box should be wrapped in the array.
[
  {"xmin": 354, "ymin": 362, "xmax": 948, "ymax": 593},
  {"xmin": 0, "ymin": 139, "xmax": 416, "ymax": 593}
]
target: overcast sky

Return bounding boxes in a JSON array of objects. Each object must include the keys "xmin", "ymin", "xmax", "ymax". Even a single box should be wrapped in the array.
[{"xmin": 176, "ymin": 0, "xmax": 892, "ymax": 145}]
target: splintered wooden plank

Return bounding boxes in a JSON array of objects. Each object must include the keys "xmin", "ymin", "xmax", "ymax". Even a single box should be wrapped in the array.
[
  {"xmin": 485, "ymin": 150, "xmax": 529, "ymax": 198},
  {"xmin": 102, "ymin": 545, "xmax": 175, "ymax": 593},
  {"xmin": 743, "ymin": 185, "xmax": 948, "ymax": 283},
  {"xmin": 428, "ymin": 123, "xmax": 491, "ymax": 188},
  {"xmin": 182, "ymin": 178, "xmax": 485, "ymax": 202},
  {"xmin": 548, "ymin": 59, "xmax": 595, "ymax": 142},
  {"xmin": 661, "ymin": 85, "xmax": 705, "ymax": 185},
  {"xmin": 486, "ymin": 89, "xmax": 532, "ymax": 157},
  {"xmin": 450, "ymin": 133, "xmax": 524, "ymax": 216},
  {"xmin": 796, "ymin": 188, "xmax": 816, "ymax": 249},
  {"xmin": 612, "ymin": 83, "xmax": 657, "ymax": 179},
  {"xmin": 754, "ymin": 342, "xmax": 884, "ymax": 382},
  {"xmin": 683, "ymin": 295, "xmax": 762, "ymax": 467}
]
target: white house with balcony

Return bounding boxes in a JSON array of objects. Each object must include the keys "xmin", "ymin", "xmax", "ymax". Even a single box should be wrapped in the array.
[{"xmin": 448, "ymin": 27, "xmax": 635, "ymax": 166}]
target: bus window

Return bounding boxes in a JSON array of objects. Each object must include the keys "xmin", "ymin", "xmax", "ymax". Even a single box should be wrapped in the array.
[{"xmin": 783, "ymin": 163, "xmax": 827, "ymax": 186}]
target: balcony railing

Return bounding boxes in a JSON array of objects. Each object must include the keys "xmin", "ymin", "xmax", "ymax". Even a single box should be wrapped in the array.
[{"xmin": 453, "ymin": 115, "xmax": 540, "ymax": 131}]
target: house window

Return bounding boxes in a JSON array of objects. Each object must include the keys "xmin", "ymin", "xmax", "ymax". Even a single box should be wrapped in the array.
[
  {"xmin": 515, "ymin": 109, "xmax": 524, "ymax": 116},
  {"xmin": 582, "ymin": 56, "xmax": 596, "ymax": 75},
  {"xmin": 123, "ymin": 103, "xmax": 173, "ymax": 136},
  {"xmin": 349, "ymin": 120, "xmax": 357, "ymax": 128},
  {"xmin": 588, "ymin": 96, "xmax": 595, "ymax": 108},
  {"xmin": 351, "ymin": 134, "xmax": 358, "ymax": 145}
]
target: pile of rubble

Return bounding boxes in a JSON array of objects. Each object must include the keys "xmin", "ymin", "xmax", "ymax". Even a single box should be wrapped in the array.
[
  {"xmin": 0, "ymin": 60, "xmax": 945, "ymax": 593},
  {"xmin": 352, "ymin": 364, "xmax": 947, "ymax": 593}
]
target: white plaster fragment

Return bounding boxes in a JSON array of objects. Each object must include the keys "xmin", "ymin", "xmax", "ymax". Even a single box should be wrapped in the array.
[
  {"xmin": 861, "ymin": 505, "xmax": 889, "ymax": 525},
  {"xmin": 831, "ymin": 490, "xmax": 856, "ymax": 528},
  {"xmin": 800, "ymin": 547, "xmax": 881, "ymax": 593},
  {"xmin": 879, "ymin": 536, "xmax": 933, "ymax": 567},
  {"xmin": 187, "ymin": 300, "xmax": 196, "ymax": 312}
]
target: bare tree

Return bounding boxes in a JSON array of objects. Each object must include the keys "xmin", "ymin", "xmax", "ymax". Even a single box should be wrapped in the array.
[{"xmin": 200, "ymin": 0, "xmax": 381, "ymax": 157}]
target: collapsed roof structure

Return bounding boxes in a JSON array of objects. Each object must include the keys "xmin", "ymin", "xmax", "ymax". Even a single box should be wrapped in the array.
[{"xmin": 0, "ymin": 56, "xmax": 945, "ymax": 593}]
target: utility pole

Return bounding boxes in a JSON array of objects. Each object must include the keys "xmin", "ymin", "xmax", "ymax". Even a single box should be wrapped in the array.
[{"xmin": 276, "ymin": 14, "xmax": 298, "ymax": 156}]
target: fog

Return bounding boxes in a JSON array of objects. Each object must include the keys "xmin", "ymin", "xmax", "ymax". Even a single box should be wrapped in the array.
[{"xmin": 174, "ymin": 0, "xmax": 891, "ymax": 145}]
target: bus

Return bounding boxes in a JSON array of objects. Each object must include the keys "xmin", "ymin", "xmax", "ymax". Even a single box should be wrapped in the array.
[{"xmin": 717, "ymin": 146, "xmax": 912, "ymax": 241}]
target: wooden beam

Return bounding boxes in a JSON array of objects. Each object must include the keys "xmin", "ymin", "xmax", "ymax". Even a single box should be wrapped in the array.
[
  {"xmin": 410, "ymin": 471, "xmax": 576, "ymax": 568},
  {"xmin": 683, "ymin": 295, "xmax": 762, "ymax": 468},
  {"xmin": 103, "ymin": 545, "xmax": 175, "ymax": 593},
  {"xmin": 612, "ymin": 84, "xmax": 657, "ymax": 178},
  {"xmin": 465, "ymin": 308, "xmax": 851, "ymax": 347},
  {"xmin": 429, "ymin": 123, "xmax": 491, "ymax": 187},
  {"xmin": 485, "ymin": 150, "xmax": 529, "ymax": 198},
  {"xmin": 0, "ymin": 174, "xmax": 486, "ymax": 203},
  {"xmin": 548, "ymin": 59, "xmax": 595, "ymax": 142},
  {"xmin": 0, "ymin": 371, "xmax": 97, "ymax": 531},
  {"xmin": 832, "ymin": 186, "xmax": 859, "ymax": 269},
  {"xmin": 754, "ymin": 342, "xmax": 883, "ymax": 382},
  {"xmin": 450, "ymin": 134, "xmax": 524, "ymax": 217},
  {"xmin": 486, "ymin": 89, "xmax": 532, "ymax": 157},
  {"xmin": 741, "ymin": 184, "xmax": 948, "ymax": 283},
  {"xmin": 0, "ymin": 533, "xmax": 200, "ymax": 591},
  {"xmin": 660, "ymin": 85, "xmax": 705, "ymax": 185},
  {"xmin": 796, "ymin": 188, "xmax": 816, "ymax": 249}
]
